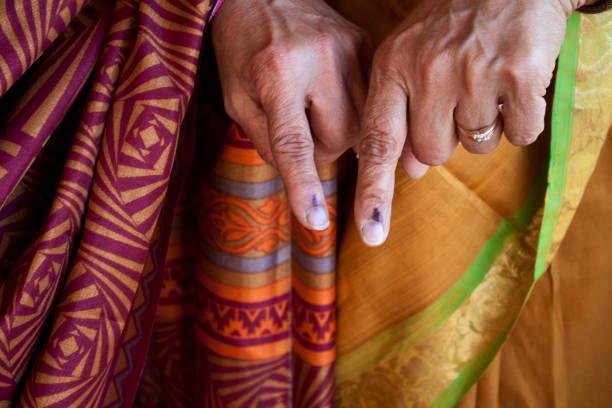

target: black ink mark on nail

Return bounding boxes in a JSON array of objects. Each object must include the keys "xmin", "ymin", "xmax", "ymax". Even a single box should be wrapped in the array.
[
  {"xmin": 372, "ymin": 208, "xmax": 382, "ymax": 223},
  {"xmin": 311, "ymin": 195, "xmax": 318, "ymax": 207}
]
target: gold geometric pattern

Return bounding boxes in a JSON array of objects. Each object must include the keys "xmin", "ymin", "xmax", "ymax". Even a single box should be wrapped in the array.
[{"xmin": 0, "ymin": 0, "xmax": 214, "ymax": 406}]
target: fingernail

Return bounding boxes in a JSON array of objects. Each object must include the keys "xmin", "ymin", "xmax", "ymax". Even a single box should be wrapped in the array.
[
  {"xmin": 305, "ymin": 196, "xmax": 329, "ymax": 230},
  {"xmin": 361, "ymin": 208, "xmax": 384, "ymax": 246}
]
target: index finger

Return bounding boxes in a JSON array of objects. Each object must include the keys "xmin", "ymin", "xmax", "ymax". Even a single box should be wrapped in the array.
[
  {"xmin": 262, "ymin": 93, "xmax": 330, "ymax": 231},
  {"xmin": 355, "ymin": 73, "xmax": 407, "ymax": 246}
]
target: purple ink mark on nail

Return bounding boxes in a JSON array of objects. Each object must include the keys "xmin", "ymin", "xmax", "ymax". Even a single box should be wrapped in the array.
[
  {"xmin": 372, "ymin": 208, "xmax": 382, "ymax": 223},
  {"xmin": 311, "ymin": 195, "xmax": 319, "ymax": 207}
]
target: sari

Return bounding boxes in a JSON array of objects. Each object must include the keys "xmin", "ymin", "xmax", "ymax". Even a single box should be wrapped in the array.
[{"xmin": 0, "ymin": 0, "xmax": 609, "ymax": 406}]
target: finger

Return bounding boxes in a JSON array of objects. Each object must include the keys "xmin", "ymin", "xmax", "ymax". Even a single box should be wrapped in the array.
[
  {"xmin": 499, "ymin": 33, "xmax": 554, "ymax": 146},
  {"xmin": 409, "ymin": 89, "xmax": 458, "ymax": 166},
  {"xmin": 400, "ymin": 141, "xmax": 429, "ymax": 179},
  {"xmin": 263, "ymin": 94, "xmax": 330, "ymax": 231},
  {"xmin": 223, "ymin": 87, "xmax": 277, "ymax": 164},
  {"xmin": 231, "ymin": 101, "xmax": 277, "ymax": 165},
  {"xmin": 454, "ymin": 96, "xmax": 503, "ymax": 154},
  {"xmin": 502, "ymin": 92, "xmax": 546, "ymax": 146},
  {"xmin": 309, "ymin": 76, "xmax": 361, "ymax": 165},
  {"xmin": 355, "ymin": 75, "xmax": 407, "ymax": 247}
]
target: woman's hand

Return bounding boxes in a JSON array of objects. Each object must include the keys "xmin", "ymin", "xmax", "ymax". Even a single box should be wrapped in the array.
[
  {"xmin": 212, "ymin": 0, "xmax": 369, "ymax": 231},
  {"xmin": 354, "ymin": 0, "xmax": 585, "ymax": 246}
]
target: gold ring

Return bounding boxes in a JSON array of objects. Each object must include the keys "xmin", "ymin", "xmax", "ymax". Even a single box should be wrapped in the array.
[{"xmin": 456, "ymin": 114, "xmax": 502, "ymax": 143}]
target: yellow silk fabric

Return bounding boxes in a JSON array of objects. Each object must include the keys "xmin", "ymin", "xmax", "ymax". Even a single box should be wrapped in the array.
[
  {"xmin": 331, "ymin": 1, "xmax": 611, "ymax": 405},
  {"xmin": 458, "ymin": 133, "xmax": 612, "ymax": 408},
  {"xmin": 459, "ymin": 14, "xmax": 612, "ymax": 407}
]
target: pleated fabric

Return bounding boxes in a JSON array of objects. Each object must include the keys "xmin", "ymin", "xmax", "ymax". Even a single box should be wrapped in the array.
[
  {"xmin": 136, "ymin": 123, "xmax": 337, "ymax": 407},
  {"xmin": 0, "ymin": 0, "xmax": 219, "ymax": 405}
]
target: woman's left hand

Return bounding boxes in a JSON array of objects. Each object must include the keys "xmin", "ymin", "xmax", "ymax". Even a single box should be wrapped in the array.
[{"xmin": 354, "ymin": 0, "xmax": 586, "ymax": 246}]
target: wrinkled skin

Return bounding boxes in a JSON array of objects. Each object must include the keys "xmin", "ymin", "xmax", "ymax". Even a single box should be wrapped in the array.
[
  {"xmin": 212, "ymin": 0, "xmax": 370, "ymax": 231},
  {"xmin": 212, "ymin": 0, "xmax": 594, "ymax": 245},
  {"xmin": 354, "ymin": 0, "xmax": 592, "ymax": 246}
]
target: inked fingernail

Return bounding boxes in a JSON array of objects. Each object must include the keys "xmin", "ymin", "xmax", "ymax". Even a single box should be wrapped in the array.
[
  {"xmin": 361, "ymin": 208, "xmax": 384, "ymax": 246},
  {"xmin": 305, "ymin": 195, "xmax": 329, "ymax": 231}
]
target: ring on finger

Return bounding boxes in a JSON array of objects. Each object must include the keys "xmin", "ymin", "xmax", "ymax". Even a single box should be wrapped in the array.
[{"xmin": 456, "ymin": 110, "xmax": 503, "ymax": 143}]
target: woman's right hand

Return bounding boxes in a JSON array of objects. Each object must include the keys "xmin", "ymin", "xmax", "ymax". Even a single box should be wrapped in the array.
[
  {"xmin": 212, "ymin": 0, "xmax": 369, "ymax": 231},
  {"xmin": 353, "ymin": 0, "xmax": 584, "ymax": 246}
]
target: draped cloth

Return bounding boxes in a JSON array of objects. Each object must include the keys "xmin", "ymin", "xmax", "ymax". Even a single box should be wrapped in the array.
[
  {"xmin": 0, "ymin": 0, "xmax": 610, "ymax": 407},
  {"xmin": 0, "ymin": 0, "xmax": 222, "ymax": 405}
]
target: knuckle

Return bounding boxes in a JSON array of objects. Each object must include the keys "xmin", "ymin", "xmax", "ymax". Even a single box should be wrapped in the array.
[
  {"xmin": 312, "ymin": 31, "xmax": 336, "ymax": 51},
  {"xmin": 505, "ymin": 62, "xmax": 536, "ymax": 85},
  {"xmin": 250, "ymin": 46, "xmax": 292, "ymax": 87},
  {"xmin": 341, "ymin": 26, "xmax": 368, "ymax": 50},
  {"xmin": 359, "ymin": 129, "xmax": 400, "ymax": 165},
  {"xmin": 311, "ymin": 32, "xmax": 340, "ymax": 65},
  {"xmin": 419, "ymin": 53, "xmax": 450, "ymax": 87},
  {"xmin": 503, "ymin": 55, "xmax": 550, "ymax": 93},
  {"xmin": 271, "ymin": 126, "xmax": 314, "ymax": 157}
]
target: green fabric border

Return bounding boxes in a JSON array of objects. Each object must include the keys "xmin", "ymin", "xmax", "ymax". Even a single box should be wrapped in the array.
[
  {"xmin": 428, "ymin": 12, "xmax": 582, "ymax": 407},
  {"xmin": 336, "ymin": 170, "xmax": 546, "ymax": 381},
  {"xmin": 534, "ymin": 11, "xmax": 581, "ymax": 280},
  {"xmin": 336, "ymin": 223, "xmax": 511, "ymax": 379}
]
